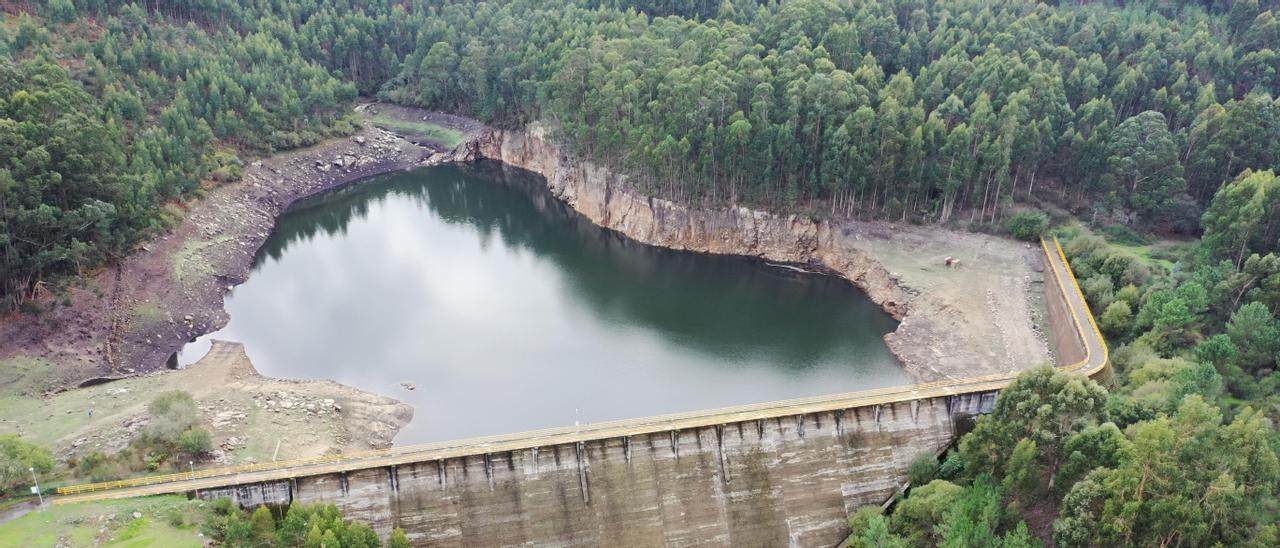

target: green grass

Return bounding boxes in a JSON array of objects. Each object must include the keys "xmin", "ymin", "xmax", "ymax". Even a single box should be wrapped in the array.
[
  {"xmin": 365, "ymin": 114, "xmax": 465, "ymax": 148},
  {"xmin": 0, "ymin": 356, "xmax": 59, "ymax": 398},
  {"xmin": 131, "ymin": 303, "xmax": 163, "ymax": 325},
  {"xmin": 0, "ymin": 372, "xmax": 151, "ymax": 453},
  {"xmin": 0, "ymin": 496, "xmax": 204, "ymax": 548},
  {"xmin": 1055, "ymin": 221, "xmax": 1191, "ymax": 273},
  {"xmin": 1107, "ymin": 241, "xmax": 1182, "ymax": 272},
  {"xmin": 173, "ymin": 236, "xmax": 230, "ymax": 286}
]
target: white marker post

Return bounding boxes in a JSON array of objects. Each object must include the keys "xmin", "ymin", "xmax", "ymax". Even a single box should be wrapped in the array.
[
  {"xmin": 29, "ymin": 467, "xmax": 43, "ymax": 508},
  {"xmin": 190, "ymin": 461, "xmax": 200, "ymax": 499}
]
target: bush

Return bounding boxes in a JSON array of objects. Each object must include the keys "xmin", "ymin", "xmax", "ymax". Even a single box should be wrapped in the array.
[
  {"xmin": 1099, "ymin": 301, "xmax": 1133, "ymax": 338},
  {"xmin": 0, "ymin": 434, "xmax": 53, "ymax": 495},
  {"xmin": 1082, "ymin": 274, "xmax": 1116, "ymax": 310},
  {"xmin": 890, "ymin": 480, "xmax": 964, "ymax": 546},
  {"xmin": 907, "ymin": 452, "xmax": 939, "ymax": 486},
  {"xmin": 165, "ymin": 507, "xmax": 187, "ymax": 528},
  {"xmin": 388, "ymin": 528, "xmax": 413, "ymax": 548},
  {"xmin": 847, "ymin": 506, "xmax": 884, "ymax": 534},
  {"xmin": 178, "ymin": 428, "xmax": 212, "ymax": 457},
  {"xmin": 75, "ymin": 451, "xmax": 118, "ymax": 482},
  {"xmin": 146, "ymin": 390, "xmax": 199, "ymax": 443},
  {"xmin": 1005, "ymin": 211, "xmax": 1048, "ymax": 241},
  {"xmin": 937, "ymin": 452, "xmax": 966, "ymax": 480}
]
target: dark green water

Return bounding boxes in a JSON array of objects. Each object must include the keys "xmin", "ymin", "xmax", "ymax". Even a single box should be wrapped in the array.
[{"xmin": 180, "ymin": 163, "xmax": 906, "ymax": 443}]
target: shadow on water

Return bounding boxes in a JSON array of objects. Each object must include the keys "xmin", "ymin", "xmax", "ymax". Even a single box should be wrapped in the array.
[
  {"xmin": 258, "ymin": 162, "xmax": 898, "ymax": 370},
  {"xmin": 184, "ymin": 162, "xmax": 906, "ymax": 442}
]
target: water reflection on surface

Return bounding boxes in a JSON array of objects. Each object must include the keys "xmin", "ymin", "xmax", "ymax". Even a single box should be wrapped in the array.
[{"xmin": 181, "ymin": 163, "xmax": 906, "ymax": 443}]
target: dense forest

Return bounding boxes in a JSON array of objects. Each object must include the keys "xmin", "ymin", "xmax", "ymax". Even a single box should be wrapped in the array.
[
  {"xmin": 2, "ymin": 0, "xmax": 1280, "ymax": 545},
  {"xmin": 4, "ymin": 0, "xmax": 1280, "ymax": 305}
]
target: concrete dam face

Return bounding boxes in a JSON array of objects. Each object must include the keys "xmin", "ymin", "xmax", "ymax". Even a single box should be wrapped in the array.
[
  {"xmin": 281, "ymin": 393, "xmax": 994, "ymax": 546},
  {"xmin": 56, "ymin": 143, "xmax": 1100, "ymax": 545},
  {"xmin": 64, "ymin": 235, "xmax": 1099, "ymax": 545}
]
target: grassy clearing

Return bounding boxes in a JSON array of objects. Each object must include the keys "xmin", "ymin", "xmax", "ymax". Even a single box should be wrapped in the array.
[
  {"xmin": 0, "ymin": 380, "xmax": 124, "ymax": 452},
  {"xmin": 0, "ymin": 367, "xmax": 173, "ymax": 460},
  {"xmin": 0, "ymin": 356, "xmax": 60, "ymax": 398},
  {"xmin": 364, "ymin": 113, "xmax": 465, "ymax": 148},
  {"xmin": 1107, "ymin": 241, "xmax": 1191, "ymax": 272},
  {"xmin": 0, "ymin": 495, "xmax": 205, "ymax": 548},
  {"xmin": 1054, "ymin": 222, "xmax": 1192, "ymax": 273},
  {"xmin": 172, "ymin": 236, "xmax": 230, "ymax": 286},
  {"xmin": 130, "ymin": 303, "xmax": 164, "ymax": 326}
]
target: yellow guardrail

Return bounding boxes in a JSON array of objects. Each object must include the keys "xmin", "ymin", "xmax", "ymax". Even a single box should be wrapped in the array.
[
  {"xmin": 1049, "ymin": 235, "xmax": 1109, "ymax": 376},
  {"xmin": 56, "ymin": 237, "xmax": 1106, "ymax": 500}
]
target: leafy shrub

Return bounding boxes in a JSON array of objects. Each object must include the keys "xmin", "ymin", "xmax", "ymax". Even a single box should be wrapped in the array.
[
  {"xmin": 937, "ymin": 452, "xmax": 966, "ymax": 480},
  {"xmin": 1099, "ymin": 301, "xmax": 1133, "ymax": 338},
  {"xmin": 0, "ymin": 434, "xmax": 53, "ymax": 495},
  {"xmin": 165, "ymin": 507, "xmax": 187, "ymax": 528},
  {"xmin": 1005, "ymin": 211, "xmax": 1048, "ymax": 241},
  {"xmin": 146, "ymin": 390, "xmax": 199, "ymax": 442},
  {"xmin": 907, "ymin": 452, "xmax": 939, "ymax": 486},
  {"xmin": 178, "ymin": 428, "xmax": 212, "ymax": 457},
  {"xmin": 388, "ymin": 528, "xmax": 413, "ymax": 548},
  {"xmin": 1082, "ymin": 274, "xmax": 1116, "ymax": 309}
]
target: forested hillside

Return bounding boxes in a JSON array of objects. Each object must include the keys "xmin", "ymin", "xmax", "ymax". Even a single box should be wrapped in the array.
[
  {"xmin": 381, "ymin": 0, "xmax": 1280, "ymax": 226},
  {"xmin": 5, "ymin": 0, "xmax": 1280, "ymax": 307},
  {"xmin": 1, "ymin": 1, "xmax": 358, "ymax": 307},
  {"xmin": 3, "ymin": 2, "xmax": 1280, "ymax": 544}
]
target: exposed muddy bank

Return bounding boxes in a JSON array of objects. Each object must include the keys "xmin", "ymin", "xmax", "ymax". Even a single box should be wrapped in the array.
[
  {"xmin": 2, "ymin": 105, "xmax": 1047, "ymax": 452},
  {"xmin": 0, "ymin": 124, "xmax": 432, "ymax": 451},
  {"xmin": 0, "ymin": 126, "xmax": 434, "ymax": 381}
]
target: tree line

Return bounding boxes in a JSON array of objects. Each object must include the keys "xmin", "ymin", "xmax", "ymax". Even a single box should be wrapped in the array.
[
  {"xmin": 2, "ymin": 1, "xmax": 357, "ymax": 307},
  {"xmin": 378, "ymin": 0, "xmax": 1280, "ymax": 228},
  {"xmin": 3, "ymin": 2, "xmax": 1280, "ymax": 543},
  {"xmin": 5, "ymin": 1, "xmax": 1280, "ymax": 307}
]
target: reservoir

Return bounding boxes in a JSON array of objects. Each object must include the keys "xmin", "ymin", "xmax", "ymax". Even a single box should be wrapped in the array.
[{"xmin": 180, "ymin": 163, "xmax": 907, "ymax": 443}]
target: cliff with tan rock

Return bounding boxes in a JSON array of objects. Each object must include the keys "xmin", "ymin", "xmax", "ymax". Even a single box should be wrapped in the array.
[{"xmin": 450, "ymin": 122, "xmax": 1049, "ymax": 381}]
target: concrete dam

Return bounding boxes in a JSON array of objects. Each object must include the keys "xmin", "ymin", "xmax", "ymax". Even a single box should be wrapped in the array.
[{"xmin": 56, "ymin": 238, "xmax": 1107, "ymax": 546}]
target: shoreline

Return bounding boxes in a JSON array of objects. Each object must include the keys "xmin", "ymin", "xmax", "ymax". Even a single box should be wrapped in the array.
[
  {"xmin": 0, "ymin": 122, "xmax": 434, "ymax": 455},
  {"xmin": 0, "ymin": 104, "xmax": 1049, "ymax": 454},
  {"xmin": 445, "ymin": 120, "xmax": 1049, "ymax": 382}
]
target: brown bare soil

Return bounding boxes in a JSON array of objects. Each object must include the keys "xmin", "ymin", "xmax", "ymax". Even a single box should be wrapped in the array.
[
  {"xmin": 0, "ymin": 106, "xmax": 1050, "ymax": 461},
  {"xmin": 0, "ymin": 123, "xmax": 432, "ymax": 454},
  {"xmin": 0, "ymin": 340, "xmax": 411, "ymax": 466},
  {"xmin": 840, "ymin": 222, "xmax": 1053, "ymax": 380}
]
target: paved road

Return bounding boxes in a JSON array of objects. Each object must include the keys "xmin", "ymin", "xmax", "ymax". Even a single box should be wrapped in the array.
[{"xmin": 56, "ymin": 238, "xmax": 1106, "ymax": 505}]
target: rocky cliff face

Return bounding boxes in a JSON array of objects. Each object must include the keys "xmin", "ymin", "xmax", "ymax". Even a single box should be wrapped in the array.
[{"xmin": 455, "ymin": 122, "xmax": 912, "ymax": 330}]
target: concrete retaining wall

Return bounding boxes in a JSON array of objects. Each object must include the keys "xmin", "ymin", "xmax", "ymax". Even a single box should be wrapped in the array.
[
  {"xmin": 199, "ymin": 481, "xmax": 293, "ymax": 507},
  {"xmin": 1044, "ymin": 253, "xmax": 1087, "ymax": 366},
  {"xmin": 287, "ymin": 392, "xmax": 993, "ymax": 546}
]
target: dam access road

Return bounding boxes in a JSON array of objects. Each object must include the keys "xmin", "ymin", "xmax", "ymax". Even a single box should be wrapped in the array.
[{"xmin": 50, "ymin": 237, "xmax": 1106, "ymax": 546}]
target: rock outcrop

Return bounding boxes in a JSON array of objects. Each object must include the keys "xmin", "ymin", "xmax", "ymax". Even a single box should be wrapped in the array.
[
  {"xmin": 455, "ymin": 123, "xmax": 911, "ymax": 322},
  {"xmin": 443, "ymin": 121, "xmax": 1051, "ymax": 382}
]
